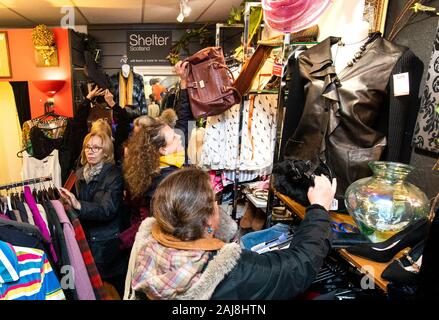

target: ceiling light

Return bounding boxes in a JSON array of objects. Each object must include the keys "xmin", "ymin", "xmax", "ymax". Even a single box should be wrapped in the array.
[
  {"xmin": 177, "ymin": 12, "xmax": 184, "ymax": 23},
  {"xmin": 182, "ymin": 0, "xmax": 192, "ymax": 17},
  {"xmin": 177, "ymin": 0, "xmax": 191, "ymax": 22}
]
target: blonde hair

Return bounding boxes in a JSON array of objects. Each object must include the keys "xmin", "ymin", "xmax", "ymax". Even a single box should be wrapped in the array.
[
  {"xmin": 159, "ymin": 108, "xmax": 178, "ymax": 128},
  {"xmin": 133, "ymin": 115, "xmax": 155, "ymax": 130},
  {"xmin": 80, "ymin": 131, "xmax": 115, "ymax": 165},
  {"xmin": 91, "ymin": 119, "xmax": 112, "ymax": 138}
]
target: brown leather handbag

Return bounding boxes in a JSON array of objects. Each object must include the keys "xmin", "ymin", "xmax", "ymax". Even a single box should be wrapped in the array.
[{"xmin": 185, "ymin": 47, "xmax": 241, "ymax": 119}]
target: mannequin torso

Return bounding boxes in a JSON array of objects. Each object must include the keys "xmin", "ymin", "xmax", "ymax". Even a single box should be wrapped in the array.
[{"xmin": 330, "ymin": 20, "xmax": 370, "ymax": 73}]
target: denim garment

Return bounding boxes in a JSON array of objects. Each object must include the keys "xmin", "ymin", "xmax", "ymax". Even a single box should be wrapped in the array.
[{"xmin": 240, "ymin": 223, "xmax": 291, "ymax": 250}]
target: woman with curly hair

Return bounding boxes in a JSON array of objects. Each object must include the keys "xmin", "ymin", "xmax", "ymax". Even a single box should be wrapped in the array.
[{"xmin": 119, "ymin": 61, "xmax": 194, "ymax": 251}]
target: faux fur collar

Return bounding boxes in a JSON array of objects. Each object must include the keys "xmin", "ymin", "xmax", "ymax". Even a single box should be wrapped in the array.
[{"xmin": 124, "ymin": 218, "xmax": 242, "ymax": 300}]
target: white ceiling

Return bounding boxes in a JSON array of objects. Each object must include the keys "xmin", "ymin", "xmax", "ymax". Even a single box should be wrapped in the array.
[{"xmin": 0, "ymin": 0, "xmax": 243, "ymax": 27}]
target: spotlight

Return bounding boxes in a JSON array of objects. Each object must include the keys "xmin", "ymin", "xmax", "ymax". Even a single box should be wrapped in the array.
[
  {"xmin": 177, "ymin": 12, "xmax": 184, "ymax": 23},
  {"xmin": 177, "ymin": 0, "xmax": 191, "ymax": 22},
  {"xmin": 182, "ymin": 0, "xmax": 191, "ymax": 17}
]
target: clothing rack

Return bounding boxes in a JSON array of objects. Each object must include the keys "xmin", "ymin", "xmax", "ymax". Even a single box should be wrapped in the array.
[
  {"xmin": 0, "ymin": 176, "xmax": 52, "ymax": 191},
  {"xmin": 215, "ymin": 3, "xmax": 262, "ymax": 220}
]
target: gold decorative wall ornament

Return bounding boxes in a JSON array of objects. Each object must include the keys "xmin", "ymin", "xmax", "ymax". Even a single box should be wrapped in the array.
[{"xmin": 31, "ymin": 24, "xmax": 58, "ymax": 67}]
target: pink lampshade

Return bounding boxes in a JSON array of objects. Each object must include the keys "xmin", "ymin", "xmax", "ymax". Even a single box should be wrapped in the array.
[
  {"xmin": 33, "ymin": 80, "xmax": 65, "ymax": 97},
  {"xmin": 262, "ymin": 0, "xmax": 332, "ymax": 33}
]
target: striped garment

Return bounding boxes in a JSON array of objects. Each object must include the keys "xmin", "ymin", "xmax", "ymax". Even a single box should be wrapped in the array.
[
  {"xmin": 66, "ymin": 210, "xmax": 109, "ymax": 300},
  {"xmin": 0, "ymin": 240, "xmax": 65, "ymax": 300}
]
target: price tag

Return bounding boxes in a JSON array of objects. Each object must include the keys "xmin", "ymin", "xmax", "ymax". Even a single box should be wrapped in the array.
[
  {"xmin": 393, "ymin": 72, "xmax": 410, "ymax": 96},
  {"xmin": 330, "ymin": 198, "xmax": 338, "ymax": 211},
  {"xmin": 272, "ymin": 63, "xmax": 283, "ymax": 77}
]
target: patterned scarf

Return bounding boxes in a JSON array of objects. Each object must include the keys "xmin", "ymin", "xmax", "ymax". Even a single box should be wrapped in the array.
[
  {"xmin": 83, "ymin": 162, "xmax": 104, "ymax": 184},
  {"xmin": 118, "ymin": 71, "xmax": 134, "ymax": 108},
  {"xmin": 131, "ymin": 222, "xmax": 223, "ymax": 300}
]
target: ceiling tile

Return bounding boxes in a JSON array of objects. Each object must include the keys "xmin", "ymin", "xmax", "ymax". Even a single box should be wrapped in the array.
[
  {"xmin": 1, "ymin": 0, "xmax": 87, "ymax": 25},
  {"xmin": 0, "ymin": 3, "xmax": 35, "ymax": 27},
  {"xmin": 74, "ymin": 0, "xmax": 143, "ymax": 24}
]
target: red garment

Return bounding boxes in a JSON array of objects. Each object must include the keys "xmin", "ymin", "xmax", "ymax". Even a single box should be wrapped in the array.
[
  {"xmin": 119, "ymin": 197, "xmax": 150, "ymax": 251},
  {"xmin": 152, "ymin": 83, "xmax": 166, "ymax": 102},
  {"xmin": 66, "ymin": 209, "xmax": 110, "ymax": 300}
]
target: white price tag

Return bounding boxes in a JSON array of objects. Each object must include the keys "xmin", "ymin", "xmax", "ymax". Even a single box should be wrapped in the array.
[
  {"xmin": 330, "ymin": 198, "xmax": 338, "ymax": 211},
  {"xmin": 393, "ymin": 72, "xmax": 410, "ymax": 96}
]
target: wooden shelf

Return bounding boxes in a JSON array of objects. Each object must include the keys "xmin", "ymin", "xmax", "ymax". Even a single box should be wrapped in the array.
[{"xmin": 274, "ymin": 191, "xmax": 407, "ymax": 293}]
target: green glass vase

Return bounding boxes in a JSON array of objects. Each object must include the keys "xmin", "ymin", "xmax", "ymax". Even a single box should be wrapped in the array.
[{"xmin": 345, "ymin": 161, "xmax": 429, "ymax": 243}]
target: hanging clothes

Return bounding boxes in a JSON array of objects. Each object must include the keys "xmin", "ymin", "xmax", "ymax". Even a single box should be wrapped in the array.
[
  {"xmin": 21, "ymin": 116, "xmax": 67, "ymax": 158},
  {"xmin": 109, "ymin": 70, "xmax": 147, "ymax": 115},
  {"xmin": 51, "ymin": 200, "xmax": 96, "ymax": 300},
  {"xmin": 0, "ymin": 240, "xmax": 65, "ymax": 300},
  {"xmin": 200, "ymin": 94, "xmax": 278, "ymax": 173},
  {"xmin": 281, "ymin": 33, "xmax": 424, "ymax": 199},
  {"xmin": 23, "ymin": 203, "xmax": 35, "ymax": 225},
  {"xmin": 412, "ymin": 20, "xmax": 439, "ymax": 154},
  {"xmin": 23, "ymin": 186, "xmax": 57, "ymax": 263},
  {"xmin": 66, "ymin": 209, "xmax": 109, "ymax": 300},
  {"xmin": 22, "ymin": 150, "xmax": 62, "ymax": 188}
]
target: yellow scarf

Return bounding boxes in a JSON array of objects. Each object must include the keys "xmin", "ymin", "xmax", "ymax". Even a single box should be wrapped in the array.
[
  {"xmin": 118, "ymin": 71, "xmax": 134, "ymax": 108},
  {"xmin": 159, "ymin": 151, "xmax": 185, "ymax": 169},
  {"xmin": 151, "ymin": 221, "xmax": 225, "ymax": 251}
]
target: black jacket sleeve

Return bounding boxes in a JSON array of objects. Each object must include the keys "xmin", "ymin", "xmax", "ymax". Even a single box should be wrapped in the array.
[
  {"xmin": 174, "ymin": 89, "xmax": 195, "ymax": 162},
  {"xmin": 78, "ymin": 170, "xmax": 124, "ymax": 222},
  {"xmin": 212, "ymin": 205, "xmax": 332, "ymax": 300},
  {"xmin": 386, "ymin": 49, "xmax": 424, "ymax": 163}
]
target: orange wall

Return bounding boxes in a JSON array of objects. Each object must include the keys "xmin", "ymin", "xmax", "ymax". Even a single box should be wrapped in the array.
[{"xmin": 0, "ymin": 28, "xmax": 73, "ymax": 118}]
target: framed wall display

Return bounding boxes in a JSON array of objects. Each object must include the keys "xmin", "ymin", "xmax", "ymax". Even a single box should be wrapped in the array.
[
  {"xmin": 0, "ymin": 31, "xmax": 12, "ymax": 78},
  {"xmin": 364, "ymin": 0, "xmax": 389, "ymax": 34}
]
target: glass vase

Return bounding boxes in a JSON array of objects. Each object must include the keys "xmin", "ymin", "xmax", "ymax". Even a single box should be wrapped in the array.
[{"xmin": 345, "ymin": 161, "xmax": 429, "ymax": 243}]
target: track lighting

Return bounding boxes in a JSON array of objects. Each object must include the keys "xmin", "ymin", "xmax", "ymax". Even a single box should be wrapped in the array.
[{"xmin": 177, "ymin": 0, "xmax": 191, "ymax": 23}]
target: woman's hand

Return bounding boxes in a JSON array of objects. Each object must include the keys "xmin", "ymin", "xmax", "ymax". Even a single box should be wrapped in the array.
[
  {"xmin": 307, "ymin": 175, "xmax": 337, "ymax": 211},
  {"xmin": 104, "ymin": 89, "xmax": 116, "ymax": 108},
  {"xmin": 59, "ymin": 187, "xmax": 82, "ymax": 210},
  {"xmin": 174, "ymin": 61, "xmax": 189, "ymax": 89},
  {"xmin": 86, "ymin": 85, "xmax": 105, "ymax": 100}
]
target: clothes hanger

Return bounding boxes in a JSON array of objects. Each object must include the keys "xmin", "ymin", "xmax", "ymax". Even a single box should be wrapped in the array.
[
  {"xmin": 20, "ymin": 181, "xmax": 25, "ymax": 203},
  {"xmin": 32, "ymin": 181, "xmax": 39, "ymax": 204}
]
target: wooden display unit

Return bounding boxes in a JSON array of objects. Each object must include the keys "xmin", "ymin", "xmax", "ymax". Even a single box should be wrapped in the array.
[{"xmin": 274, "ymin": 191, "xmax": 409, "ymax": 293}]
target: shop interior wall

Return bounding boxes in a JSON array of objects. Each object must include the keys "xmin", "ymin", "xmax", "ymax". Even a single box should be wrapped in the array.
[
  {"xmin": 384, "ymin": 0, "xmax": 439, "ymax": 199},
  {"xmin": 0, "ymin": 28, "xmax": 73, "ymax": 118},
  {"xmin": 0, "ymin": 83, "xmax": 23, "ymax": 184},
  {"xmin": 86, "ymin": 24, "xmax": 216, "ymax": 76}
]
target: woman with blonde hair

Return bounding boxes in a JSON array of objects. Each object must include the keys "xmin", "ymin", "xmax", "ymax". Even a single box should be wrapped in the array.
[{"xmin": 59, "ymin": 130, "xmax": 127, "ymax": 296}]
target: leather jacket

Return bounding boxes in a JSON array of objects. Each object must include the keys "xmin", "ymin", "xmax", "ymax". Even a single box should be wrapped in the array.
[{"xmin": 282, "ymin": 33, "xmax": 423, "ymax": 199}]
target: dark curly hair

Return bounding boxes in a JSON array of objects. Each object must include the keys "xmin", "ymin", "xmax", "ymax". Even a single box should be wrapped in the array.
[{"xmin": 123, "ymin": 118, "xmax": 167, "ymax": 199}]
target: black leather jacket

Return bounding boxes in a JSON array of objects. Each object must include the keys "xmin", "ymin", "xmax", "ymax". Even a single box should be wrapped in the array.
[{"xmin": 75, "ymin": 163, "xmax": 127, "ymax": 278}]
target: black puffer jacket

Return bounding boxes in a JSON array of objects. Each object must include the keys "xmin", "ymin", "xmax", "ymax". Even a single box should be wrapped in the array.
[
  {"xmin": 75, "ymin": 163, "xmax": 127, "ymax": 279},
  {"xmin": 212, "ymin": 205, "xmax": 332, "ymax": 299},
  {"xmin": 126, "ymin": 205, "xmax": 332, "ymax": 300}
]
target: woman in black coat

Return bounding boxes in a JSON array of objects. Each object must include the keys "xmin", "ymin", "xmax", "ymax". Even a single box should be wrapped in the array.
[
  {"xmin": 60, "ymin": 130, "xmax": 127, "ymax": 296},
  {"xmin": 124, "ymin": 168, "xmax": 336, "ymax": 300}
]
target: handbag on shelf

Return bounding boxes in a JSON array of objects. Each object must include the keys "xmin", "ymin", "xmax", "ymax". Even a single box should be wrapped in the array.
[{"xmin": 185, "ymin": 47, "xmax": 242, "ymax": 119}]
